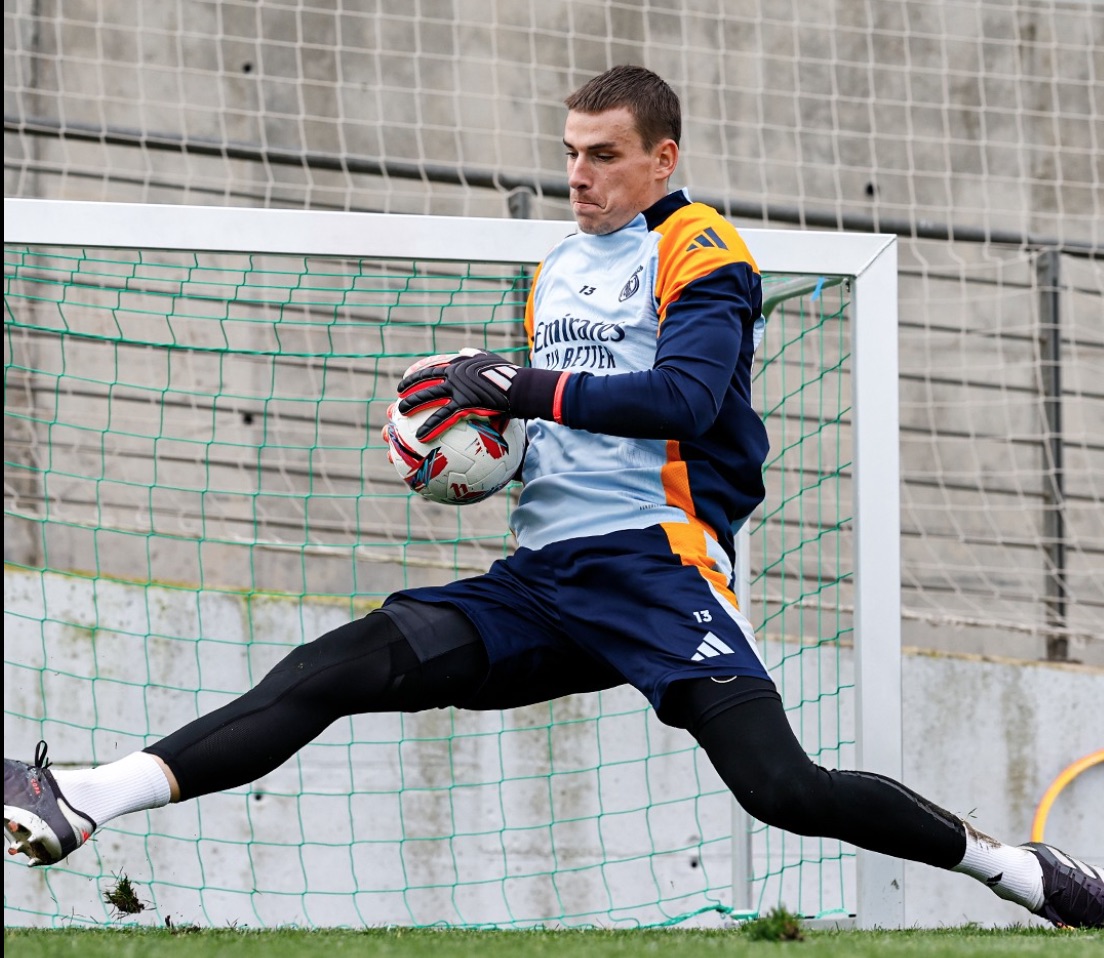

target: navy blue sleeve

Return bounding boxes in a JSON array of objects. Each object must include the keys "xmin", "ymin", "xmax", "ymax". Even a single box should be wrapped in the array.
[{"xmin": 557, "ymin": 262, "xmax": 761, "ymax": 439}]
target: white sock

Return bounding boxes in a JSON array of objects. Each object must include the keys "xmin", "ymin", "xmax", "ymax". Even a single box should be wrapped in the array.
[
  {"xmin": 952, "ymin": 823, "xmax": 1044, "ymax": 911},
  {"xmin": 50, "ymin": 751, "xmax": 173, "ymax": 828}
]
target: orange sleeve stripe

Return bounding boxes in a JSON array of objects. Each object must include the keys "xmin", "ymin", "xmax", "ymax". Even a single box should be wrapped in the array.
[{"xmin": 523, "ymin": 261, "xmax": 543, "ymax": 349}]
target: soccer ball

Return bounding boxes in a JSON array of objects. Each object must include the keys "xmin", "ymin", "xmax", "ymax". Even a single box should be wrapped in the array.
[{"xmin": 383, "ymin": 402, "xmax": 525, "ymax": 506}]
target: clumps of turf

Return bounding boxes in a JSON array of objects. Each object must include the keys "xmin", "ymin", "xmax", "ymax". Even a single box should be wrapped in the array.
[
  {"xmin": 102, "ymin": 872, "xmax": 146, "ymax": 917},
  {"xmin": 741, "ymin": 906, "xmax": 805, "ymax": 941}
]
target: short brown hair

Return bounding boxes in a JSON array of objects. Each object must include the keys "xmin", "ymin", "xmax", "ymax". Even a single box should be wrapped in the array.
[{"xmin": 564, "ymin": 65, "xmax": 681, "ymax": 149}]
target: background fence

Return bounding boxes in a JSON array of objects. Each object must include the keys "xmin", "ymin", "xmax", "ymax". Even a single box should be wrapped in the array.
[{"xmin": 6, "ymin": 0, "xmax": 1100, "ymax": 663}]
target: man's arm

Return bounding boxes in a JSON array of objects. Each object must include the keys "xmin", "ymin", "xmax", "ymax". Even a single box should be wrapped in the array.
[
  {"xmin": 399, "ymin": 228, "xmax": 762, "ymax": 443},
  {"xmin": 557, "ymin": 261, "xmax": 760, "ymax": 439}
]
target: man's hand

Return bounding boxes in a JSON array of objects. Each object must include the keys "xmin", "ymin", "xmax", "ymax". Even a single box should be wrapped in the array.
[
  {"xmin": 397, "ymin": 349, "xmax": 522, "ymax": 442},
  {"xmin": 397, "ymin": 348, "xmax": 571, "ymax": 443}
]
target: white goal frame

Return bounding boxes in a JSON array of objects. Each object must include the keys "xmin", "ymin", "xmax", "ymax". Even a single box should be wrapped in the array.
[{"xmin": 4, "ymin": 197, "xmax": 902, "ymax": 930}]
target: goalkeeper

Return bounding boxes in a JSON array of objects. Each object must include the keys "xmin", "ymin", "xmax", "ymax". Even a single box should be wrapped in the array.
[{"xmin": 5, "ymin": 65, "xmax": 1101, "ymax": 929}]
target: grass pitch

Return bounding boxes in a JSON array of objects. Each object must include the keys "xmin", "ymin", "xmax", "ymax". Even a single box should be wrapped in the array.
[{"xmin": 4, "ymin": 925, "xmax": 1101, "ymax": 958}]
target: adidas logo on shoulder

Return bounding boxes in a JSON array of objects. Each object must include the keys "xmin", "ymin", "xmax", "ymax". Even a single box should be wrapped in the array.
[{"xmin": 685, "ymin": 227, "xmax": 729, "ymax": 252}]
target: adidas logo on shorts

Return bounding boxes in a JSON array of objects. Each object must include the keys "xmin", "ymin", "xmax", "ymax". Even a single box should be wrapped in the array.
[{"xmin": 691, "ymin": 632, "xmax": 735, "ymax": 661}]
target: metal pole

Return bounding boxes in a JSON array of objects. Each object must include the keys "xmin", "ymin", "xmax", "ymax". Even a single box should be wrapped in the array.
[
  {"xmin": 8, "ymin": 115, "xmax": 1102, "ymax": 257},
  {"xmin": 850, "ymin": 237, "xmax": 905, "ymax": 929},
  {"xmin": 506, "ymin": 188, "xmax": 535, "ymax": 358},
  {"xmin": 731, "ymin": 524, "xmax": 755, "ymax": 918},
  {"xmin": 1036, "ymin": 249, "xmax": 1067, "ymax": 661}
]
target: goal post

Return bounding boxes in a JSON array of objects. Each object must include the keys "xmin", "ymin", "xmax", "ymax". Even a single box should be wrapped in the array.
[
  {"xmin": 729, "ymin": 230, "xmax": 902, "ymax": 929},
  {"xmin": 3, "ymin": 198, "xmax": 900, "ymax": 929}
]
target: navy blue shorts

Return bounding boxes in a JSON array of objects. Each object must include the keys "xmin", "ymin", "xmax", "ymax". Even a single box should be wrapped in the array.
[{"xmin": 385, "ymin": 525, "xmax": 772, "ymax": 718}]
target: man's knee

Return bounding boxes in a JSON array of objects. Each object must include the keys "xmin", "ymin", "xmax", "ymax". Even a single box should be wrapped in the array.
[
  {"xmin": 269, "ymin": 610, "xmax": 409, "ymax": 675},
  {"xmin": 251, "ymin": 611, "xmax": 412, "ymax": 714},
  {"xmin": 266, "ymin": 602, "xmax": 489, "ymax": 713},
  {"xmin": 735, "ymin": 762, "xmax": 831, "ymax": 835},
  {"xmin": 676, "ymin": 678, "xmax": 837, "ymax": 835}
]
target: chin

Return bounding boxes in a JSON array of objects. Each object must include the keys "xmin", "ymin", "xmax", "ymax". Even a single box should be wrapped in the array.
[{"xmin": 576, "ymin": 217, "xmax": 617, "ymax": 236}]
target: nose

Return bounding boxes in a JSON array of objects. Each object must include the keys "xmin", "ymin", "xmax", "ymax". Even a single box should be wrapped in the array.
[{"xmin": 568, "ymin": 155, "xmax": 591, "ymax": 192}]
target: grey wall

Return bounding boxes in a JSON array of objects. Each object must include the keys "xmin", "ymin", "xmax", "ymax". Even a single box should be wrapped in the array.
[{"xmin": 4, "ymin": 570, "xmax": 1101, "ymax": 929}]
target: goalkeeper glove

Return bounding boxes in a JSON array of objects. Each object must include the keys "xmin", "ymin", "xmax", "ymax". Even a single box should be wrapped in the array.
[{"xmin": 397, "ymin": 348, "xmax": 569, "ymax": 442}]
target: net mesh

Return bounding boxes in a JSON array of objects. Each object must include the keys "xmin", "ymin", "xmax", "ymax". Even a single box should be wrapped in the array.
[
  {"xmin": 752, "ymin": 278, "xmax": 854, "ymax": 917},
  {"xmin": 5, "ymin": 242, "xmax": 854, "ymax": 927}
]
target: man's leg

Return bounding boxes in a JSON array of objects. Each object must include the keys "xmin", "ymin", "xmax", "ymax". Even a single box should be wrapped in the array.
[
  {"xmin": 662, "ymin": 676, "xmax": 1104, "ymax": 929},
  {"xmin": 143, "ymin": 602, "xmax": 486, "ymax": 800},
  {"xmin": 5, "ymin": 601, "xmax": 488, "ymax": 865}
]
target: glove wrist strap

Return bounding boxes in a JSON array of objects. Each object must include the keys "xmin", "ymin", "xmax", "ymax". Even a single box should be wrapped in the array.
[{"xmin": 509, "ymin": 368, "xmax": 570, "ymax": 423}]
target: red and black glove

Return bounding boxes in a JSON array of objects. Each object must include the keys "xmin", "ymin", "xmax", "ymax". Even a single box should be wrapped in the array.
[{"xmin": 397, "ymin": 348, "xmax": 569, "ymax": 442}]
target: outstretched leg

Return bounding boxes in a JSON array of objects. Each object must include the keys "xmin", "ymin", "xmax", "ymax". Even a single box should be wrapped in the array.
[
  {"xmin": 5, "ymin": 602, "xmax": 487, "ymax": 865},
  {"xmin": 663, "ymin": 676, "xmax": 1104, "ymax": 929},
  {"xmin": 144, "ymin": 604, "xmax": 486, "ymax": 800}
]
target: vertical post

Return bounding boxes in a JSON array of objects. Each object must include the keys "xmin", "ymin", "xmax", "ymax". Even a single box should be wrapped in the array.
[
  {"xmin": 507, "ymin": 188, "xmax": 535, "ymax": 358},
  {"xmin": 850, "ymin": 238, "xmax": 905, "ymax": 929},
  {"xmin": 507, "ymin": 186, "xmax": 533, "ymax": 221},
  {"xmin": 1036, "ymin": 249, "xmax": 1067, "ymax": 661},
  {"xmin": 731, "ymin": 522, "xmax": 755, "ymax": 917}
]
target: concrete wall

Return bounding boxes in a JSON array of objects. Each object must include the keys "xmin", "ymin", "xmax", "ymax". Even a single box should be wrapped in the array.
[{"xmin": 4, "ymin": 568, "xmax": 1101, "ymax": 929}]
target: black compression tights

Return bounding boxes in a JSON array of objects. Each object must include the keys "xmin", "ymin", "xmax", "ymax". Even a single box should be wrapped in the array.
[
  {"xmin": 146, "ymin": 611, "xmax": 967, "ymax": 870},
  {"xmin": 666, "ymin": 680, "xmax": 969, "ymax": 869},
  {"xmin": 145, "ymin": 611, "xmax": 487, "ymax": 801}
]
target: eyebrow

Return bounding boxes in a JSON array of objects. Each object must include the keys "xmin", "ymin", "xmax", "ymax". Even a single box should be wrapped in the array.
[{"xmin": 562, "ymin": 139, "xmax": 620, "ymax": 151}]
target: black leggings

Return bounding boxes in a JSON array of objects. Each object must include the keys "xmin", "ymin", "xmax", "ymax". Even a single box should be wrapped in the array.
[
  {"xmin": 145, "ymin": 608, "xmax": 488, "ymax": 799},
  {"xmin": 146, "ymin": 606, "xmax": 966, "ymax": 870},
  {"xmin": 663, "ymin": 678, "xmax": 967, "ymax": 869}
]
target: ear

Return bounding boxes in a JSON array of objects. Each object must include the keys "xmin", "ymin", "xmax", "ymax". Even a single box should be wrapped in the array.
[{"xmin": 654, "ymin": 138, "xmax": 679, "ymax": 181}]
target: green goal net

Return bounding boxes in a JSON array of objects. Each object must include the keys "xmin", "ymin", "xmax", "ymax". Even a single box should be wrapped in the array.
[{"xmin": 4, "ymin": 204, "xmax": 897, "ymax": 929}]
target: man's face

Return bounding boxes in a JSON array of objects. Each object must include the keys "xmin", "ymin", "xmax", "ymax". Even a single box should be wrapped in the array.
[{"xmin": 563, "ymin": 107, "xmax": 677, "ymax": 235}]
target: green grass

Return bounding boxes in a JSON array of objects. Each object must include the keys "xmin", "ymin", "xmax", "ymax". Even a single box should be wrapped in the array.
[{"xmin": 4, "ymin": 925, "xmax": 1101, "ymax": 958}]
